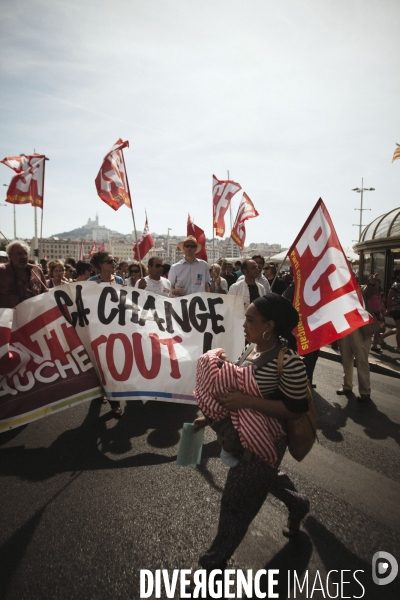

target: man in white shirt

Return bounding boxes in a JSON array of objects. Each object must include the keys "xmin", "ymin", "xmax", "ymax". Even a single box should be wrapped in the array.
[
  {"xmin": 141, "ymin": 256, "xmax": 172, "ymax": 297},
  {"xmin": 228, "ymin": 259, "xmax": 266, "ymax": 311},
  {"xmin": 168, "ymin": 236, "xmax": 210, "ymax": 296},
  {"xmin": 236, "ymin": 254, "xmax": 270, "ymax": 294}
]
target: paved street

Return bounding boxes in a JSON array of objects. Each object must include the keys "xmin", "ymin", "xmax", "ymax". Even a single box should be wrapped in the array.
[{"xmin": 0, "ymin": 357, "xmax": 399, "ymax": 600}]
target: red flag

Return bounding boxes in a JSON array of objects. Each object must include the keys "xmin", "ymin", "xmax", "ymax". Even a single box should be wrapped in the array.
[
  {"xmin": 392, "ymin": 144, "xmax": 400, "ymax": 163},
  {"xmin": 212, "ymin": 174, "xmax": 241, "ymax": 237},
  {"xmin": 98, "ymin": 243, "xmax": 105, "ymax": 252},
  {"xmin": 288, "ymin": 199, "xmax": 375, "ymax": 355},
  {"xmin": 1, "ymin": 154, "xmax": 45, "ymax": 208},
  {"xmin": 230, "ymin": 193, "xmax": 259, "ymax": 250},
  {"xmin": 89, "ymin": 241, "xmax": 97, "ymax": 257},
  {"xmin": 187, "ymin": 214, "xmax": 208, "ymax": 261},
  {"xmin": 133, "ymin": 216, "xmax": 154, "ymax": 260},
  {"xmin": 95, "ymin": 139, "xmax": 131, "ymax": 211},
  {"xmin": 79, "ymin": 240, "xmax": 85, "ymax": 261}
]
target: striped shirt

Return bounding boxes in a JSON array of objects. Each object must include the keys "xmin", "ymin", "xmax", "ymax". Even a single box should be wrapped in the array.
[{"xmin": 241, "ymin": 346, "xmax": 309, "ymax": 414}]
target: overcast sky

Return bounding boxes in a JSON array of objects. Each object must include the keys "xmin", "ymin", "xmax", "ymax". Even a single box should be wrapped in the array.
[{"xmin": 0, "ymin": 0, "xmax": 399, "ymax": 251}]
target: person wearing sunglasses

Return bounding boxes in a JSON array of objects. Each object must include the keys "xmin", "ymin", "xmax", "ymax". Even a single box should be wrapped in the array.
[
  {"xmin": 63, "ymin": 265, "xmax": 75, "ymax": 282},
  {"xmin": 88, "ymin": 252, "xmax": 124, "ymax": 285},
  {"xmin": 168, "ymin": 235, "xmax": 210, "ymax": 296},
  {"xmin": 263, "ymin": 263, "xmax": 286, "ymax": 295},
  {"xmin": 125, "ymin": 262, "xmax": 147, "ymax": 289},
  {"xmin": 141, "ymin": 256, "xmax": 172, "ymax": 297},
  {"xmin": 88, "ymin": 251, "xmax": 124, "ymax": 417}
]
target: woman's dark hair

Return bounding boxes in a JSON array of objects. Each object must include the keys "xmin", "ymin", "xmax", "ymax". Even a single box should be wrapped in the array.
[
  {"xmin": 162, "ymin": 263, "xmax": 171, "ymax": 277},
  {"xmin": 65, "ymin": 257, "xmax": 77, "ymax": 269},
  {"xmin": 75, "ymin": 261, "xmax": 92, "ymax": 276},
  {"xmin": 253, "ymin": 293, "xmax": 299, "ymax": 351},
  {"xmin": 90, "ymin": 251, "xmax": 110, "ymax": 272},
  {"xmin": 127, "ymin": 261, "xmax": 147, "ymax": 276}
]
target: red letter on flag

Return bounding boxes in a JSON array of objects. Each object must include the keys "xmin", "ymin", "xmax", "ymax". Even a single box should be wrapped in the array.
[
  {"xmin": 288, "ymin": 199, "xmax": 376, "ymax": 355},
  {"xmin": 231, "ymin": 193, "xmax": 259, "ymax": 250},
  {"xmin": 1, "ymin": 154, "xmax": 45, "ymax": 208},
  {"xmin": 95, "ymin": 139, "xmax": 131, "ymax": 211},
  {"xmin": 212, "ymin": 175, "xmax": 241, "ymax": 237}
]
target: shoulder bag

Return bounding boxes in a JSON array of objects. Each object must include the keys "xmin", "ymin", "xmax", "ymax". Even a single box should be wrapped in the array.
[{"xmin": 277, "ymin": 347, "xmax": 318, "ymax": 462}]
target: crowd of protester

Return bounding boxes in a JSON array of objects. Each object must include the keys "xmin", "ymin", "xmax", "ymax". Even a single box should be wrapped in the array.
[{"xmin": 1, "ymin": 237, "xmax": 399, "ymax": 587}]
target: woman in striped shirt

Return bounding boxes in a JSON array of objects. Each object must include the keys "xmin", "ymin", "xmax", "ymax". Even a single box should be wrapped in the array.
[{"xmin": 196, "ymin": 294, "xmax": 310, "ymax": 573}]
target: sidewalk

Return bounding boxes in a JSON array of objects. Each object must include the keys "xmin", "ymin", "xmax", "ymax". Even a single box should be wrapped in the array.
[{"xmin": 319, "ymin": 337, "xmax": 400, "ymax": 380}]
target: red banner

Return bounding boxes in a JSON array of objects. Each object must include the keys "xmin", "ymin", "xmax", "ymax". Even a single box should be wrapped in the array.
[
  {"xmin": 187, "ymin": 215, "xmax": 207, "ymax": 261},
  {"xmin": 95, "ymin": 139, "xmax": 131, "ymax": 211},
  {"xmin": 231, "ymin": 192, "xmax": 259, "ymax": 249},
  {"xmin": 212, "ymin": 175, "xmax": 241, "ymax": 237},
  {"xmin": 288, "ymin": 199, "xmax": 374, "ymax": 355},
  {"xmin": 133, "ymin": 216, "xmax": 154, "ymax": 260},
  {"xmin": 1, "ymin": 154, "xmax": 45, "ymax": 208},
  {"xmin": 0, "ymin": 302, "xmax": 102, "ymax": 431}
]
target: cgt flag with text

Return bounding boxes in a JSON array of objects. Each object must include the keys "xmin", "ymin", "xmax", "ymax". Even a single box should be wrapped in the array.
[
  {"xmin": 1, "ymin": 154, "xmax": 46, "ymax": 208},
  {"xmin": 0, "ymin": 286, "xmax": 245, "ymax": 431},
  {"xmin": 288, "ymin": 199, "xmax": 374, "ymax": 355}
]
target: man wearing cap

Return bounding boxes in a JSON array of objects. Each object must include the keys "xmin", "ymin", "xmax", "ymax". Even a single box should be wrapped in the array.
[
  {"xmin": 0, "ymin": 240, "xmax": 48, "ymax": 308},
  {"xmin": 168, "ymin": 236, "xmax": 210, "ymax": 296},
  {"xmin": 0, "ymin": 250, "xmax": 9, "ymax": 264}
]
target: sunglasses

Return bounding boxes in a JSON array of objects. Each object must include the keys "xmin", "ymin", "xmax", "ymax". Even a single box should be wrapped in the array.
[
  {"xmin": 130, "ymin": 269, "xmax": 140, "ymax": 274},
  {"xmin": 102, "ymin": 259, "xmax": 116, "ymax": 264},
  {"xmin": 184, "ymin": 244, "xmax": 197, "ymax": 249},
  {"xmin": 154, "ymin": 264, "xmax": 163, "ymax": 268}
]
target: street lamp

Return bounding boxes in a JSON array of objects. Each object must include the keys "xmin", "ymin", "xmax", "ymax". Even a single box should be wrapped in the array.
[
  {"xmin": 352, "ymin": 178, "xmax": 375, "ymax": 241},
  {"xmin": 167, "ymin": 228, "xmax": 172, "ymax": 261}
]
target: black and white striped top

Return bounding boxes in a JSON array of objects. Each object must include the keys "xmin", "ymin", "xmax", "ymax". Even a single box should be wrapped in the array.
[{"xmin": 240, "ymin": 346, "xmax": 309, "ymax": 414}]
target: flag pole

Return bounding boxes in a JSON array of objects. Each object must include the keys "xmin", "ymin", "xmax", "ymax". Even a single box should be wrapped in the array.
[
  {"xmin": 212, "ymin": 176, "xmax": 215, "ymax": 264},
  {"xmin": 121, "ymin": 150, "xmax": 143, "ymax": 277},
  {"xmin": 40, "ymin": 157, "xmax": 46, "ymax": 243},
  {"xmin": 270, "ymin": 250, "xmax": 290, "ymax": 290},
  {"xmin": 228, "ymin": 170, "xmax": 234, "ymax": 259},
  {"xmin": 0, "ymin": 231, "xmax": 10, "ymax": 244}
]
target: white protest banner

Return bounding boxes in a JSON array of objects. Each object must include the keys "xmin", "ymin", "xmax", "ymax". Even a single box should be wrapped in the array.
[{"xmin": 0, "ymin": 285, "xmax": 245, "ymax": 430}]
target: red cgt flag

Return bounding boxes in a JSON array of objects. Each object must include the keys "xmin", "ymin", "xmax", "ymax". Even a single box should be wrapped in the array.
[
  {"xmin": 230, "ymin": 193, "xmax": 259, "ymax": 250},
  {"xmin": 1, "ymin": 154, "xmax": 45, "ymax": 208},
  {"xmin": 288, "ymin": 198, "xmax": 375, "ymax": 355},
  {"xmin": 95, "ymin": 139, "xmax": 131, "ymax": 211},
  {"xmin": 187, "ymin": 214, "xmax": 208, "ymax": 261},
  {"xmin": 133, "ymin": 216, "xmax": 154, "ymax": 261},
  {"xmin": 212, "ymin": 174, "xmax": 241, "ymax": 237},
  {"xmin": 89, "ymin": 241, "xmax": 97, "ymax": 257}
]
